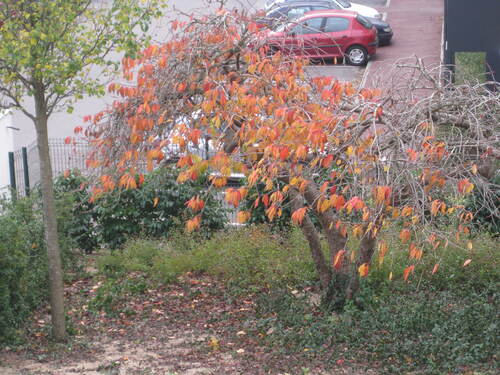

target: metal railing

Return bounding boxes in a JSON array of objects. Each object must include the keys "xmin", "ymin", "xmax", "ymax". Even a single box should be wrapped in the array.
[
  {"xmin": 6, "ymin": 138, "xmax": 244, "ymax": 224},
  {"xmin": 8, "ymin": 138, "xmax": 92, "ymax": 197}
]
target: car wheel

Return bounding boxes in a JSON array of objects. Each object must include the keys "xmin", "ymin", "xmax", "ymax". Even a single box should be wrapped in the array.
[{"xmin": 346, "ymin": 45, "xmax": 368, "ymax": 66}]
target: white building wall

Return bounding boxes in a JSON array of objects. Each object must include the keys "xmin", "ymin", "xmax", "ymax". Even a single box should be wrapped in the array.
[{"xmin": 0, "ymin": 111, "xmax": 16, "ymax": 196}]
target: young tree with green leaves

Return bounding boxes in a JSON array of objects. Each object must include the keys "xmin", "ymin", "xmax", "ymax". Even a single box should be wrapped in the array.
[{"xmin": 0, "ymin": 0, "xmax": 165, "ymax": 341}]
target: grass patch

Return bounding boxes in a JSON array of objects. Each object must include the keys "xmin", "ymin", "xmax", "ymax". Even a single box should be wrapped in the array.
[
  {"xmin": 97, "ymin": 226, "xmax": 316, "ymax": 291},
  {"xmin": 455, "ymin": 52, "xmax": 487, "ymax": 84}
]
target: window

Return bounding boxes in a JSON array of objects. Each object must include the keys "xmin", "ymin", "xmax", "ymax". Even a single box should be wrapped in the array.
[
  {"xmin": 312, "ymin": 5, "xmax": 335, "ymax": 11},
  {"xmin": 324, "ymin": 17, "xmax": 349, "ymax": 32},
  {"xmin": 356, "ymin": 14, "xmax": 372, "ymax": 29},
  {"xmin": 287, "ymin": 7, "xmax": 310, "ymax": 20},
  {"xmin": 291, "ymin": 17, "xmax": 324, "ymax": 35},
  {"xmin": 336, "ymin": 0, "xmax": 352, "ymax": 8}
]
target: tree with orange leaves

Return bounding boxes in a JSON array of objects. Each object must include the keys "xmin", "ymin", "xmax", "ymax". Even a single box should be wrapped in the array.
[{"xmin": 82, "ymin": 6, "xmax": 499, "ymax": 304}]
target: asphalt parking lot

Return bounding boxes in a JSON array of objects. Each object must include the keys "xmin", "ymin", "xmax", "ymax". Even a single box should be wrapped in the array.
[{"xmin": 163, "ymin": 0, "xmax": 442, "ymax": 85}]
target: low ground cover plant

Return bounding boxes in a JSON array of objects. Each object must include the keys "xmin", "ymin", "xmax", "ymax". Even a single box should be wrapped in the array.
[{"xmin": 92, "ymin": 225, "xmax": 498, "ymax": 374}]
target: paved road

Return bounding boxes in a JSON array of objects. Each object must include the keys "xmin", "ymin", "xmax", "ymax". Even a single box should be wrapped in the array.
[{"xmin": 363, "ymin": 0, "xmax": 443, "ymax": 89}]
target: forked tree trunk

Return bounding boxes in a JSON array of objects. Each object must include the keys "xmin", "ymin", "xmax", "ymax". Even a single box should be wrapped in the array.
[
  {"xmin": 34, "ymin": 88, "xmax": 66, "ymax": 341},
  {"xmin": 292, "ymin": 184, "xmax": 377, "ymax": 306},
  {"xmin": 290, "ymin": 189, "xmax": 331, "ymax": 289}
]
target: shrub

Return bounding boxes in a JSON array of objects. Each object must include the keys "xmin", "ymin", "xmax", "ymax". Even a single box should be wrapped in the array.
[
  {"xmin": 466, "ymin": 171, "xmax": 499, "ymax": 237},
  {"xmin": 93, "ymin": 166, "xmax": 227, "ymax": 249},
  {"xmin": 53, "ymin": 170, "xmax": 98, "ymax": 253},
  {"xmin": 0, "ymin": 193, "xmax": 81, "ymax": 345},
  {"xmin": 0, "ymin": 196, "xmax": 48, "ymax": 344}
]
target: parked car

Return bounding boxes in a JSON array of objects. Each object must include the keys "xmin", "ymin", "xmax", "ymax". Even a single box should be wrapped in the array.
[
  {"xmin": 260, "ymin": 1, "xmax": 393, "ymax": 45},
  {"xmin": 265, "ymin": 0, "xmax": 382, "ymax": 19},
  {"xmin": 258, "ymin": 10, "xmax": 378, "ymax": 65}
]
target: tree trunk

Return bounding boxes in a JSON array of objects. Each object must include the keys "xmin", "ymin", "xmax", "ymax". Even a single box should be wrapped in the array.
[
  {"xmin": 34, "ymin": 89, "xmax": 66, "ymax": 342},
  {"xmin": 290, "ymin": 189, "xmax": 331, "ymax": 289},
  {"xmin": 346, "ymin": 231, "xmax": 376, "ymax": 300},
  {"xmin": 302, "ymin": 183, "xmax": 348, "ymax": 272}
]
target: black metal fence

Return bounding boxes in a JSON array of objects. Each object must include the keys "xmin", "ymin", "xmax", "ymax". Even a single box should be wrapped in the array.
[{"xmin": 8, "ymin": 139, "xmax": 92, "ymax": 197}]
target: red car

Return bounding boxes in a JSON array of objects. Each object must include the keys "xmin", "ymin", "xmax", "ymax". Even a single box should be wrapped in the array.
[{"xmin": 261, "ymin": 10, "xmax": 377, "ymax": 65}]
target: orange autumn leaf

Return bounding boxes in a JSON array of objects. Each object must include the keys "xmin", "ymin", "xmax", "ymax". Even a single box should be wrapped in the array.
[
  {"xmin": 186, "ymin": 215, "xmax": 201, "ymax": 233},
  {"xmin": 403, "ymin": 265, "xmax": 415, "ymax": 282},
  {"xmin": 399, "ymin": 229, "xmax": 411, "ymax": 244},
  {"xmin": 378, "ymin": 241, "xmax": 388, "ymax": 265},
  {"xmin": 236, "ymin": 211, "xmax": 251, "ymax": 224},
  {"xmin": 225, "ymin": 188, "xmax": 242, "ymax": 208},
  {"xmin": 185, "ymin": 196, "xmax": 205, "ymax": 212},
  {"xmin": 153, "ymin": 197, "xmax": 159, "ymax": 208},
  {"xmin": 333, "ymin": 250, "xmax": 346, "ymax": 271},
  {"xmin": 432, "ymin": 263, "xmax": 439, "ymax": 274},
  {"xmin": 291, "ymin": 207, "xmax": 308, "ymax": 225},
  {"xmin": 358, "ymin": 263, "xmax": 369, "ymax": 277}
]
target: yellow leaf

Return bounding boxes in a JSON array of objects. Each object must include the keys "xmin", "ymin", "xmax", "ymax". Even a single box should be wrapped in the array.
[
  {"xmin": 153, "ymin": 197, "xmax": 159, "ymax": 207},
  {"xmin": 471, "ymin": 164, "xmax": 478, "ymax": 175},
  {"xmin": 208, "ymin": 336, "xmax": 219, "ymax": 351},
  {"xmin": 467, "ymin": 241, "xmax": 473, "ymax": 251}
]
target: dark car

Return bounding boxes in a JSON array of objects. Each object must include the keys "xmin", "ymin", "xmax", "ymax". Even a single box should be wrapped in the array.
[{"xmin": 260, "ymin": 0, "xmax": 393, "ymax": 45}]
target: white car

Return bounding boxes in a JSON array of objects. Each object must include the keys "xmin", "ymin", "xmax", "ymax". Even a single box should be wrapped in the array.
[{"xmin": 265, "ymin": 0, "xmax": 382, "ymax": 19}]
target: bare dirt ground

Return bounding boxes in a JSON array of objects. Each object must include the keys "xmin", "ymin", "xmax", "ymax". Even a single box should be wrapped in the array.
[{"xmin": 0, "ymin": 273, "xmax": 377, "ymax": 375}]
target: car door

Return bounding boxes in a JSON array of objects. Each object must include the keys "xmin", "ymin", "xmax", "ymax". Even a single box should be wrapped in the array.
[
  {"xmin": 320, "ymin": 16, "xmax": 351, "ymax": 58},
  {"xmin": 289, "ymin": 17, "xmax": 325, "ymax": 57}
]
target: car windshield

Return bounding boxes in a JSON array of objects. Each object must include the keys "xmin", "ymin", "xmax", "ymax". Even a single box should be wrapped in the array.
[
  {"xmin": 356, "ymin": 14, "xmax": 372, "ymax": 29},
  {"xmin": 337, "ymin": 0, "xmax": 351, "ymax": 8}
]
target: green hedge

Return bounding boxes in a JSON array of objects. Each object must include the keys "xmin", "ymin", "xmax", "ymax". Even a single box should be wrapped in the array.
[{"xmin": 0, "ymin": 196, "xmax": 49, "ymax": 344}]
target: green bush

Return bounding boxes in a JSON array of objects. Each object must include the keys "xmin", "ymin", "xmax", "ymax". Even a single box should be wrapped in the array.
[
  {"xmin": 0, "ymin": 196, "xmax": 49, "ymax": 344},
  {"xmin": 54, "ymin": 170, "xmax": 98, "ymax": 253},
  {"xmin": 0, "ymin": 192, "xmax": 81, "ymax": 345},
  {"xmin": 89, "ymin": 166, "xmax": 227, "ymax": 249},
  {"xmin": 466, "ymin": 171, "xmax": 499, "ymax": 237}
]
